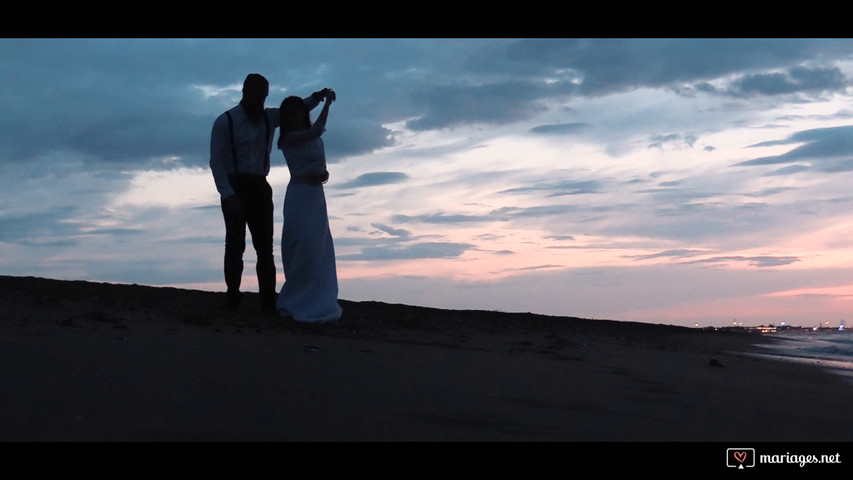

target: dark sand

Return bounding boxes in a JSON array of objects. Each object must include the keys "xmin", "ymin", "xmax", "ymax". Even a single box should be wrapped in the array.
[{"xmin": 2, "ymin": 275, "xmax": 852, "ymax": 448}]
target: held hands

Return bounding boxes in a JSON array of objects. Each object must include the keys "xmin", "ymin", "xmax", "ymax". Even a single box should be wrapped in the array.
[{"xmin": 315, "ymin": 87, "xmax": 336, "ymax": 103}]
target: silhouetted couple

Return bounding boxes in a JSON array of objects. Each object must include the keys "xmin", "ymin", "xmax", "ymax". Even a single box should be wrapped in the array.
[{"xmin": 209, "ymin": 73, "xmax": 341, "ymax": 324}]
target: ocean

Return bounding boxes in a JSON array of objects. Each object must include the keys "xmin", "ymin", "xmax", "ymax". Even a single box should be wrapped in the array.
[{"xmin": 751, "ymin": 329, "xmax": 853, "ymax": 385}]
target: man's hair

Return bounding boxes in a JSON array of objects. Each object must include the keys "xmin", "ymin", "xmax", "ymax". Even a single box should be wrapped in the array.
[{"xmin": 243, "ymin": 73, "xmax": 269, "ymax": 91}]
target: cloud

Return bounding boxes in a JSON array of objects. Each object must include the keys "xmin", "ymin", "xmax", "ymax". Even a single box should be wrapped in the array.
[
  {"xmin": 49, "ymin": 257, "xmax": 218, "ymax": 286},
  {"xmin": 544, "ymin": 234, "xmax": 575, "ymax": 241},
  {"xmin": 624, "ymin": 249, "xmax": 707, "ymax": 261},
  {"xmin": 396, "ymin": 39, "xmax": 851, "ymax": 132},
  {"xmin": 387, "ymin": 202, "xmax": 599, "ymax": 235},
  {"xmin": 0, "ymin": 207, "xmax": 80, "ymax": 246},
  {"xmin": 0, "ymin": 39, "xmax": 403, "ymax": 171},
  {"xmin": 404, "ymin": 80, "xmax": 555, "ymax": 131},
  {"xmin": 338, "ymin": 241, "xmax": 475, "ymax": 261},
  {"xmin": 819, "ymin": 159, "xmax": 853, "ymax": 173},
  {"xmin": 392, "ymin": 212, "xmax": 493, "ymax": 224},
  {"xmin": 647, "ymin": 132, "xmax": 697, "ymax": 149},
  {"xmin": 529, "ymin": 122, "xmax": 591, "ymax": 135},
  {"xmin": 489, "ymin": 205, "xmax": 581, "ymax": 220},
  {"xmin": 688, "ymin": 255, "xmax": 801, "ymax": 268},
  {"xmin": 324, "ymin": 118, "xmax": 395, "ymax": 159},
  {"xmin": 496, "ymin": 264, "xmax": 566, "ymax": 273},
  {"xmin": 371, "ymin": 223, "xmax": 411, "ymax": 239},
  {"xmin": 337, "ymin": 172, "xmax": 409, "ymax": 189},
  {"xmin": 729, "ymin": 66, "xmax": 848, "ymax": 97},
  {"xmin": 764, "ymin": 164, "xmax": 812, "ymax": 176},
  {"xmin": 5, "ymin": 39, "xmax": 852, "ymax": 174},
  {"xmin": 66, "ymin": 111, "xmax": 211, "ymax": 167},
  {"xmin": 85, "ymin": 228, "xmax": 146, "ymax": 236},
  {"xmin": 735, "ymin": 125, "xmax": 853, "ymax": 167},
  {"xmin": 491, "ymin": 39, "xmax": 853, "ymax": 97},
  {"xmin": 499, "ymin": 179, "xmax": 604, "ymax": 197}
]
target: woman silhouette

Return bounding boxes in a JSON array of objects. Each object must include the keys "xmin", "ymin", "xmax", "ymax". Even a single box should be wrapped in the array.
[{"xmin": 275, "ymin": 88, "xmax": 342, "ymax": 323}]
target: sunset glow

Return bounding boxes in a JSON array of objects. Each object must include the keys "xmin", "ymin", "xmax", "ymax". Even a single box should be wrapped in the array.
[{"xmin": 4, "ymin": 39, "xmax": 853, "ymax": 327}]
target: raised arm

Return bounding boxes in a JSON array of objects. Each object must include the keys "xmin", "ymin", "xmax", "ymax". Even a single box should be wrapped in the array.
[
  {"xmin": 282, "ymin": 90, "xmax": 334, "ymax": 146},
  {"xmin": 303, "ymin": 87, "xmax": 331, "ymax": 111}
]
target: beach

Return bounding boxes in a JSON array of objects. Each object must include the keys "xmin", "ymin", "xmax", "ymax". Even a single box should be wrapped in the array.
[{"xmin": 1, "ymin": 275, "xmax": 852, "ymax": 447}]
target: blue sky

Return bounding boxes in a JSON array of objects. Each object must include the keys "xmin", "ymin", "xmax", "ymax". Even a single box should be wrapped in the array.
[{"xmin": 3, "ymin": 38, "xmax": 853, "ymax": 327}]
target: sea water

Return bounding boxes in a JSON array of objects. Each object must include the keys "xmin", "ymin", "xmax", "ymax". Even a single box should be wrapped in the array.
[{"xmin": 752, "ymin": 330, "xmax": 853, "ymax": 385}]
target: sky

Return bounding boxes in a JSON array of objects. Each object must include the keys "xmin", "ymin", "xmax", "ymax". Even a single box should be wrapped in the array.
[{"xmin": 4, "ymin": 38, "xmax": 853, "ymax": 328}]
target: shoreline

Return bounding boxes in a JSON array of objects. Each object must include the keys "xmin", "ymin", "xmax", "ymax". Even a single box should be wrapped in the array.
[
  {"xmin": 2, "ymin": 275, "xmax": 853, "ymax": 442},
  {"xmin": 748, "ymin": 330, "xmax": 853, "ymax": 385}
]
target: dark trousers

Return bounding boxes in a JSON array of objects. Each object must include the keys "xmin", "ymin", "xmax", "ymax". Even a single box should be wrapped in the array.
[{"xmin": 221, "ymin": 174, "xmax": 276, "ymax": 308}]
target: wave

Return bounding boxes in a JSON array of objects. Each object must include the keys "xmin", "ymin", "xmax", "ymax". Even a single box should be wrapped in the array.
[{"xmin": 752, "ymin": 330, "xmax": 853, "ymax": 384}]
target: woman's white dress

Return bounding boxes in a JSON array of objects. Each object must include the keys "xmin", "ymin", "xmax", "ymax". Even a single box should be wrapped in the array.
[{"xmin": 276, "ymin": 135, "xmax": 342, "ymax": 323}]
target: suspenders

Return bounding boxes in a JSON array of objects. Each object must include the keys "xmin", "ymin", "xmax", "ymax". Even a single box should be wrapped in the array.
[
  {"xmin": 225, "ymin": 111, "xmax": 238, "ymax": 173},
  {"xmin": 225, "ymin": 110, "xmax": 271, "ymax": 174}
]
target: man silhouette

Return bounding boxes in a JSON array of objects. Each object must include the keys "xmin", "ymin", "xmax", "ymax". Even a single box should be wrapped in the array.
[{"xmin": 209, "ymin": 73, "xmax": 279, "ymax": 310}]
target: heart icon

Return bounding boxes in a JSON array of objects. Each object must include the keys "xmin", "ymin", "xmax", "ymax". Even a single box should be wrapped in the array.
[{"xmin": 734, "ymin": 451, "xmax": 747, "ymax": 463}]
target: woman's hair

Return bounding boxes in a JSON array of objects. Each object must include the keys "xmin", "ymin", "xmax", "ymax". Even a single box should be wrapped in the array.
[{"xmin": 277, "ymin": 96, "xmax": 312, "ymax": 149}]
